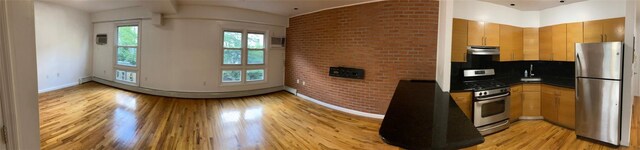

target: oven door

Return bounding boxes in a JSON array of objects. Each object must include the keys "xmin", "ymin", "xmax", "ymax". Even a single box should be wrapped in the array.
[{"xmin": 473, "ymin": 93, "xmax": 510, "ymax": 127}]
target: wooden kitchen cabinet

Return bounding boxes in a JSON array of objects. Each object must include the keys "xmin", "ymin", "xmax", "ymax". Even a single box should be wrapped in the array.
[
  {"xmin": 451, "ymin": 92, "xmax": 473, "ymax": 119},
  {"xmin": 499, "ymin": 25, "xmax": 523, "ymax": 61},
  {"xmin": 566, "ymin": 22, "xmax": 583, "ymax": 62},
  {"xmin": 522, "ymin": 84, "xmax": 541, "ymax": 117},
  {"xmin": 557, "ymin": 88, "xmax": 576, "ymax": 129},
  {"xmin": 510, "ymin": 85, "xmax": 523, "ymax": 122},
  {"xmin": 540, "ymin": 85, "xmax": 576, "ymax": 129},
  {"xmin": 468, "ymin": 20, "xmax": 500, "ymax": 46},
  {"xmin": 523, "ymin": 28, "xmax": 539, "ymax": 61},
  {"xmin": 552, "ymin": 24, "xmax": 567, "ymax": 61},
  {"xmin": 452, "ymin": 18, "xmax": 468, "ymax": 62},
  {"xmin": 584, "ymin": 17, "xmax": 625, "ymax": 43},
  {"xmin": 541, "ymin": 85, "xmax": 559, "ymax": 123},
  {"xmin": 602, "ymin": 18, "xmax": 625, "ymax": 42},
  {"xmin": 539, "ymin": 26, "xmax": 553, "ymax": 61}
]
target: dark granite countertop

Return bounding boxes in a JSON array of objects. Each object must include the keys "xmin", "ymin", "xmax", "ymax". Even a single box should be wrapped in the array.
[
  {"xmin": 379, "ymin": 80, "xmax": 484, "ymax": 149},
  {"xmin": 496, "ymin": 76, "xmax": 575, "ymax": 89},
  {"xmin": 450, "ymin": 76, "xmax": 574, "ymax": 92}
]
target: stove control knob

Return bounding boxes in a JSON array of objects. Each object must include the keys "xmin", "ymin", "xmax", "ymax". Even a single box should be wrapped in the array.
[{"xmin": 479, "ymin": 93, "xmax": 483, "ymax": 96}]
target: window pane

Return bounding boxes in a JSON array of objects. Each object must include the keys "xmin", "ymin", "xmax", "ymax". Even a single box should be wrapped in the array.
[
  {"xmin": 117, "ymin": 47, "xmax": 137, "ymax": 67},
  {"xmin": 222, "ymin": 70, "xmax": 242, "ymax": 82},
  {"xmin": 248, "ymin": 33, "xmax": 264, "ymax": 49},
  {"xmin": 246, "ymin": 69, "xmax": 265, "ymax": 81},
  {"xmin": 118, "ymin": 26, "xmax": 138, "ymax": 46},
  {"xmin": 224, "ymin": 31, "xmax": 242, "ymax": 48},
  {"xmin": 115, "ymin": 70, "xmax": 137, "ymax": 83},
  {"xmin": 223, "ymin": 49, "xmax": 242, "ymax": 65},
  {"xmin": 248, "ymin": 50, "xmax": 264, "ymax": 64}
]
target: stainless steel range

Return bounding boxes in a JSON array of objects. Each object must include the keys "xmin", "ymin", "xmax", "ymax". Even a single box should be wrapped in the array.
[{"xmin": 462, "ymin": 69, "xmax": 510, "ymax": 135}]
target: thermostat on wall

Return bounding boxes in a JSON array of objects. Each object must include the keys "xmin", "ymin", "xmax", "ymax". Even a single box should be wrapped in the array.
[{"xmin": 96, "ymin": 34, "xmax": 107, "ymax": 45}]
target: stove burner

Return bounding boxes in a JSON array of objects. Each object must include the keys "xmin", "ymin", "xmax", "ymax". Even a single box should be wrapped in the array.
[{"xmin": 464, "ymin": 80, "xmax": 507, "ymax": 90}]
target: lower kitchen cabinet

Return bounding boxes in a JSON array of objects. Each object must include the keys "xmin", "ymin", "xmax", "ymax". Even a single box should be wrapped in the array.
[
  {"xmin": 540, "ymin": 85, "xmax": 576, "ymax": 129},
  {"xmin": 510, "ymin": 85, "xmax": 523, "ymax": 122},
  {"xmin": 451, "ymin": 92, "xmax": 473, "ymax": 119},
  {"xmin": 557, "ymin": 88, "xmax": 576, "ymax": 129},
  {"xmin": 522, "ymin": 84, "xmax": 541, "ymax": 117},
  {"xmin": 541, "ymin": 85, "xmax": 559, "ymax": 123}
]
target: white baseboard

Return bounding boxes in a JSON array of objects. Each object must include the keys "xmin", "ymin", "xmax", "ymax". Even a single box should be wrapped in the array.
[
  {"xmin": 38, "ymin": 82, "xmax": 79, "ymax": 93},
  {"xmin": 284, "ymin": 86, "xmax": 297, "ymax": 94},
  {"xmin": 295, "ymin": 93, "xmax": 385, "ymax": 119}
]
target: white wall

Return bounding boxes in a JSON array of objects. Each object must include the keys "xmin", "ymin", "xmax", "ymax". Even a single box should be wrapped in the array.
[
  {"xmin": 436, "ymin": 0, "xmax": 453, "ymax": 91},
  {"xmin": 92, "ymin": 6, "xmax": 287, "ymax": 93},
  {"xmin": 453, "ymin": 0, "xmax": 540, "ymax": 27},
  {"xmin": 35, "ymin": 2, "xmax": 92, "ymax": 93},
  {"xmin": 539, "ymin": 0, "xmax": 626, "ymax": 26},
  {"xmin": 1, "ymin": 0, "xmax": 40, "ymax": 149}
]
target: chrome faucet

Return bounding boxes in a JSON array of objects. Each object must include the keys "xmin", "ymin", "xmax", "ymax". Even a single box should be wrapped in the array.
[{"xmin": 529, "ymin": 64, "xmax": 535, "ymax": 77}]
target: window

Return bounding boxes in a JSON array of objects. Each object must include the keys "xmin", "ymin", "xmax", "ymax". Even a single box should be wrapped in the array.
[
  {"xmin": 115, "ymin": 70, "xmax": 137, "ymax": 83},
  {"xmin": 246, "ymin": 69, "xmax": 265, "ymax": 81},
  {"xmin": 222, "ymin": 70, "xmax": 242, "ymax": 83},
  {"xmin": 221, "ymin": 30, "xmax": 266, "ymax": 84},
  {"xmin": 115, "ymin": 24, "xmax": 140, "ymax": 84}
]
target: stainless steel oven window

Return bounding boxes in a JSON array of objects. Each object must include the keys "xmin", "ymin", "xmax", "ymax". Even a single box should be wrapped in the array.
[{"xmin": 481, "ymin": 100, "xmax": 506, "ymax": 117}]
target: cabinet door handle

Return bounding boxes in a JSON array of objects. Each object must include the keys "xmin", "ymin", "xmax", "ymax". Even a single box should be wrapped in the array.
[
  {"xmin": 604, "ymin": 34, "xmax": 608, "ymax": 42},
  {"xmin": 601, "ymin": 34, "xmax": 604, "ymax": 42}
]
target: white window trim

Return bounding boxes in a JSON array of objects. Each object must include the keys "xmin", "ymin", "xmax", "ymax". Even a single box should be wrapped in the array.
[
  {"xmin": 221, "ymin": 28, "xmax": 269, "ymax": 86},
  {"xmin": 114, "ymin": 22, "xmax": 141, "ymax": 86}
]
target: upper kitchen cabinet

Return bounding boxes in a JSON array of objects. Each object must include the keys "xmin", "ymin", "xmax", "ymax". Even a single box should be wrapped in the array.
[
  {"xmin": 452, "ymin": 18, "xmax": 468, "ymax": 62},
  {"xmin": 566, "ymin": 22, "xmax": 583, "ymax": 62},
  {"xmin": 539, "ymin": 26, "xmax": 553, "ymax": 61},
  {"xmin": 468, "ymin": 20, "xmax": 500, "ymax": 46},
  {"xmin": 584, "ymin": 17, "xmax": 625, "ymax": 43},
  {"xmin": 551, "ymin": 24, "xmax": 567, "ymax": 61},
  {"xmin": 523, "ymin": 28, "xmax": 539, "ymax": 61},
  {"xmin": 499, "ymin": 24, "xmax": 523, "ymax": 61}
]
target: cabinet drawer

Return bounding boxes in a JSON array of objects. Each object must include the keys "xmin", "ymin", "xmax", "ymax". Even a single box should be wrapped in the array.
[{"xmin": 511, "ymin": 85, "xmax": 523, "ymax": 93}]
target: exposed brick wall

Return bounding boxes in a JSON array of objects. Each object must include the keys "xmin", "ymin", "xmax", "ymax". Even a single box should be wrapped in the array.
[{"xmin": 285, "ymin": 0, "xmax": 439, "ymax": 114}]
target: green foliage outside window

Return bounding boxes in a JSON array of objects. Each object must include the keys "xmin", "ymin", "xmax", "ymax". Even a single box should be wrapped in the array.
[
  {"xmin": 117, "ymin": 26, "xmax": 138, "ymax": 67},
  {"xmin": 247, "ymin": 69, "xmax": 264, "ymax": 81}
]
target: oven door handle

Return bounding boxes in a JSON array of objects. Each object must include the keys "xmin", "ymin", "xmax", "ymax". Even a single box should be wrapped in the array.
[{"xmin": 476, "ymin": 93, "xmax": 510, "ymax": 102}]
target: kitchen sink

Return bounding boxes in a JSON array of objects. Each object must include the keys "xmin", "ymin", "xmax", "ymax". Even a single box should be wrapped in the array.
[{"xmin": 521, "ymin": 77, "xmax": 542, "ymax": 82}]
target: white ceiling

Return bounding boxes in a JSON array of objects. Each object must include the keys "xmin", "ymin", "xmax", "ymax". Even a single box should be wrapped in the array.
[
  {"xmin": 479, "ymin": 0, "xmax": 586, "ymax": 11},
  {"xmin": 177, "ymin": 0, "xmax": 371, "ymax": 16},
  {"xmin": 39, "ymin": 0, "xmax": 373, "ymax": 17}
]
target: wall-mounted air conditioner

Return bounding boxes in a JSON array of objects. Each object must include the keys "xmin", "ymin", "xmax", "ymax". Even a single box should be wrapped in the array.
[{"xmin": 271, "ymin": 37, "xmax": 285, "ymax": 48}]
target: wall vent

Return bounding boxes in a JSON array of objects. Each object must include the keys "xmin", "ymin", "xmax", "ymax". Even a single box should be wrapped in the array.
[{"xmin": 271, "ymin": 37, "xmax": 285, "ymax": 48}]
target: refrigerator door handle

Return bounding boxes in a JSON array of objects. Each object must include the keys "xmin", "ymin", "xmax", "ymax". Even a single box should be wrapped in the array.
[{"xmin": 576, "ymin": 53, "xmax": 582, "ymax": 76}]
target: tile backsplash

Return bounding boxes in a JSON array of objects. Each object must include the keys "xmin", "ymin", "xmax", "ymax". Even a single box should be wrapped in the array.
[{"xmin": 451, "ymin": 55, "xmax": 575, "ymax": 81}]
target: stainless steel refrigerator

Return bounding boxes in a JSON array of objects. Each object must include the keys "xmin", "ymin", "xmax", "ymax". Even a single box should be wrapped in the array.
[{"xmin": 575, "ymin": 42, "xmax": 623, "ymax": 145}]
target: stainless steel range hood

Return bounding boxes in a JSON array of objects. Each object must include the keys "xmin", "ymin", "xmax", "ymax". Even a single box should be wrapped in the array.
[{"xmin": 467, "ymin": 46, "xmax": 500, "ymax": 55}]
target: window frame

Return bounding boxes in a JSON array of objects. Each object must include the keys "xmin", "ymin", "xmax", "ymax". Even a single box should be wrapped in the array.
[
  {"xmin": 220, "ymin": 29, "xmax": 268, "ymax": 85},
  {"xmin": 114, "ymin": 22, "xmax": 141, "ymax": 85},
  {"xmin": 222, "ymin": 30, "xmax": 244, "ymax": 66}
]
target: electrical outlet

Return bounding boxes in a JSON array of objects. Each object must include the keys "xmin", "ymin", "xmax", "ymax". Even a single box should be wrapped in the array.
[
  {"xmin": 302, "ymin": 81, "xmax": 306, "ymax": 86},
  {"xmin": 297, "ymin": 79, "xmax": 300, "ymax": 84},
  {"xmin": 203, "ymin": 81, "xmax": 207, "ymax": 86}
]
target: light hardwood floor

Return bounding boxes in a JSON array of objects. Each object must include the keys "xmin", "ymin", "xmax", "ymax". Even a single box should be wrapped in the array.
[{"xmin": 39, "ymin": 82, "xmax": 638, "ymax": 149}]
